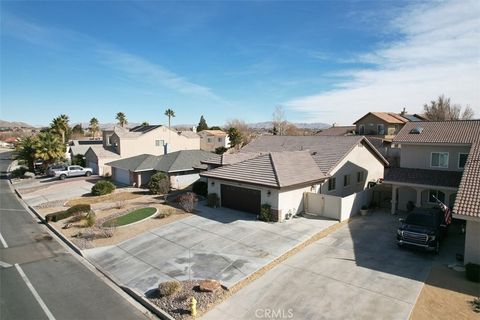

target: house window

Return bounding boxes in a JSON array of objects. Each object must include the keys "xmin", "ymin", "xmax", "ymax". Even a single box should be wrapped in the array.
[
  {"xmin": 328, "ymin": 178, "xmax": 336, "ymax": 191},
  {"xmin": 357, "ymin": 171, "xmax": 364, "ymax": 183},
  {"xmin": 429, "ymin": 190, "xmax": 445, "ymax": 203},
  {"xmin": 207, "ymin": 138, "xmax": 212, "ymax": 143},
  {"xmin": 358, "ymin": 124, "xmax": 365, "ymax": 135},
  {"xmin": 343, "ymin": 174, "xmax": 351, "ymax": 187},
  {"xmin": 431, "ymin": 152, "xmax": 449, "ymax": 168},
  {"xmin": 155, "ymin": 140, "xmax": 164, "ymax": 147},
  {"xmin": 218, "ymin": 138, "xmax": 222, "ymax": 142},
  {"xmin": 458, "ymin": 153, "xmax": 468, "ymax": 169},
  {"xmin": 377, "ymin": 124, "xmax": 385, "ymax": 135}
]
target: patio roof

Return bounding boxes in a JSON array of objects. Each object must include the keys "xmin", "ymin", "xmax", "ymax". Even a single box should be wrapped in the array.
[{"xmin": 383, "ymin": 167, "xmax": 462, "ymax": 189}]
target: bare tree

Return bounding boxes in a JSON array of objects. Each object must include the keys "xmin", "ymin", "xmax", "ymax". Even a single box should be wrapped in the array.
[
  {"xmin": 224, "ymin": 119, "xmax": 254, "ymax": 148},
  {"xmin": 424, "ymin": 95, "xmax": 475, "ymax": 121},
  {"xmin": 272, "ymin": 105, "xmax": 288, "ymax": 135}
]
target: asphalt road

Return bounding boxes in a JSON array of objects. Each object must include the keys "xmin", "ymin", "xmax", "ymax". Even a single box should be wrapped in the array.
[{"xmin": 0, "ymin": 151, "xmax": 151, "ymax": 320}]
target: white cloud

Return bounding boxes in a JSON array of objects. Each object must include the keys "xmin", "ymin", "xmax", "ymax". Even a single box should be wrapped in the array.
[{"xmin": 285, "ymin": 0, "xmax": 480, "ymax": 124}]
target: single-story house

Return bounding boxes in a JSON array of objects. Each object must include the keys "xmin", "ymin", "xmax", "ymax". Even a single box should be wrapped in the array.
[
  {"xmin": 106, "ymin": 150, "xmax": 214, "ymax": 189},
  {"xmin": 67, "ymin": 139, "xmax": 103, "ymax": 163},
  {"xmin": 201, "ymin": 136, "xmax": 388, "ymax": 221}
]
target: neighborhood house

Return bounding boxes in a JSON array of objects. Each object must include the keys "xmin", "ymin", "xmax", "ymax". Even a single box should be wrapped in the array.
[{"xmin": 198, "ymin": 129, "xmax": 230, "ymax": 152}]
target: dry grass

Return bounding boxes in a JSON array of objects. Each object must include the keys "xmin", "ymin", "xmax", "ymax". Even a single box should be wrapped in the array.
[
  {"xmin": 65, "ymin": 191, "xmax": 142, "ymax": 206},
  {"xmin": 410, "ymin": 266, "xmax": 480, "ymax": 320}
]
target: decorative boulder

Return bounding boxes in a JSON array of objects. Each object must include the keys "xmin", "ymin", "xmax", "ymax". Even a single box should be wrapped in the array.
[
  {"xmin": 24, "ymin": 171, "xmax": 36, "ymax": 179},
  {"xmin": 198, "ymin": 279, "xmax": 221, "ymax": 293}
]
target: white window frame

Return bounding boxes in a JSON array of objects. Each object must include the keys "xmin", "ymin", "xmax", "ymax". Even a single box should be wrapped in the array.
[
  {"xmin": 458, "ymin": 153, "xmax": 468, "ymax": 169},
  {"xmin": 328, "ymin": 178, "xmax": 336, "ymax": 191},
  {"xmin": 155, "ymin": 140, "xmax": 164, "ymax": 147},
  {"xmin": 377, "ymin": 124, "xmax": 385, "ymax": 135},
  {"xmin": 430, "ymin": 152, "xmax": 449, "ymax": 168},
  {"xmin": 358, "ymin": 124, "xmax": 365, "ymax": 135},
  {"xmin": 343, "ymin": 174, "xmax": 351, "ymax": 187}
]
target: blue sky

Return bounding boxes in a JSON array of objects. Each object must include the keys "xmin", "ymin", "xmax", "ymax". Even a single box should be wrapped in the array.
[{"xmin": 1, "ymin": 0, "xmax": 479, "ymax": 127}]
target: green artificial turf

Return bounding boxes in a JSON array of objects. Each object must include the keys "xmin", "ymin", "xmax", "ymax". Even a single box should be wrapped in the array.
[{"xmin": 102, "ymin": 207, "xmax": 157, "ymax": 227}]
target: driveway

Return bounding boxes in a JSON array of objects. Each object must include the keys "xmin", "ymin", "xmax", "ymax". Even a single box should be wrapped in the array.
[
  {"xmin": 84, "ymin": 204, "xmax": 337, "ymax": 294},
  {"xmin": 202, "ymin": 210, "xmax": 465, "ymax": 320},
  {"xmin": 13, "ymin": 176, "xmax": 101, "ymax": 207}
]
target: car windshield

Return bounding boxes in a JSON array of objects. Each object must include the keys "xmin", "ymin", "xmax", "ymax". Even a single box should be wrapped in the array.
[{"xmin": 405, "ymin": 213, "xmax": 436, "ymax": 227}]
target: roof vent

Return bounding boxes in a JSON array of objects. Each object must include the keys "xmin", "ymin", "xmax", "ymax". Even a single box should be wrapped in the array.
[{"xmin": 409, "ymin": 127, "xmax": 423, "ymax": 134}]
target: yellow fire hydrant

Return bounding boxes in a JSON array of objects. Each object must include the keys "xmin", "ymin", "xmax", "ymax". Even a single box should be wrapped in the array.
[{"xmin": 190, "ymin": 296, "xmax": 197, "ymax": 317}]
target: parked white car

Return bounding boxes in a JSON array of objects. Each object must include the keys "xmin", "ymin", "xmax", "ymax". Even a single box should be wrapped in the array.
[{"xmin": 54, "ymin": 165, "xmax": 93, "ymax": 180}]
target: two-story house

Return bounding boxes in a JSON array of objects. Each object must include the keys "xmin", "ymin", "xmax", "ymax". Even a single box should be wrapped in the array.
[
  {"xmin": 384, "ymin": 120, "xmax": 480, "ymax": 264},
  {"xmin": 198, "ymin": 130, "xmax": 230, "ymax": 152},
  {"xmin": 353, "ymin": 111, "xmax": 426, "ymax": 139},
  {"xmin": 85, "ymin": 125, "xmax": 200, "ymax": 176}
]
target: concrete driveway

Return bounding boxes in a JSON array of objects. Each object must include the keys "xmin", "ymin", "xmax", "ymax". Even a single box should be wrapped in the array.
[
  {"xmin": 202, "ymin": 211, "xmax": 465, "ymax": 320},
  {"xmin": 84, "ymin": 204, "xmax": 337, "ymax": 294},
  {"xmin": 14, "ymin": 176, "xmax": 100, "ymax": 207}
]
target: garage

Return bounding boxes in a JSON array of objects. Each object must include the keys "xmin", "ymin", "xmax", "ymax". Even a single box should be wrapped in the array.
[
  {"xmin": 87, "ymin": 161, "xmax": 99, "ymax": 175},
  {"xmin": 221, "ymin": 184, "xmax": 261, "ymax": 214},
  {"xmin": 114, "ymin": 167, "xmax": 131, "ymax": 185}
]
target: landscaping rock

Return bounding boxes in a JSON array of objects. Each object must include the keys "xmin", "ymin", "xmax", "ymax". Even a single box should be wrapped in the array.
[
  {"xmin": 198, "ymin": 279, "xmax": 221, "ymax": 293},
  {"xmin": 24, "ymin": 171, "xmax": 36, "ymax": 179}
]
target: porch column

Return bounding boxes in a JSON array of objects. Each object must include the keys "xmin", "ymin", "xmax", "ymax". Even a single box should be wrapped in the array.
[
  {"xmin": 415, "ymin": 188, "xmax": 424, "ymax": 208},
  {"xmin": 391, "ymin": 186, "xmax": 398, "ymax": 215}
]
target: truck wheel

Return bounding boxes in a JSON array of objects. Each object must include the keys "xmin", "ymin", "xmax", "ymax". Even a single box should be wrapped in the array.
[
  {"xmin": 85, "ymin": 171, "xmax": 91, "ymax": 177},
  {"xmin": 59, "ymin": 174, "xmax": 66, "ymax": 180}
]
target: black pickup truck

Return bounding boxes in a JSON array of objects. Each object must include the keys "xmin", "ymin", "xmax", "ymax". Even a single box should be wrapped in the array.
[{"xmin": 397, "ymin": 207, "xmax": 448, "ymax": 254}]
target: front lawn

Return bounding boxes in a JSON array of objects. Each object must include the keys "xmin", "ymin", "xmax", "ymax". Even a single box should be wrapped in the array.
[{"xmin": 102, "ymin": 207, "xmax": 157, "ymax": 227}]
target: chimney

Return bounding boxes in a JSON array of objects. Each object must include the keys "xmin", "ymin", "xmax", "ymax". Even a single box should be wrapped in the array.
[
  {"xmin": 401, "ymin": 107, "xmax": 407, "ymax": 115},
  {"xmin": 332, "ymin": 123, "xmax": 337, "ymax": 127},
  {"xmin": 192, "ymin": 126, "xmax": 197, "ymax": 133}
]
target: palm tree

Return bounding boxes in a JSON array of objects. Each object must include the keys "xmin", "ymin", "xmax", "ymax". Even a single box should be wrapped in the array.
[
  {"xmin": 164, "ymin": 109, "xmax": 175, "ymax": 129},
  {"xmin": 34, "ymin": 131, "xmax": 65, "ymax": 167},
  {"xmin": 50, "ymin": 115, "xmax": 70, "ymax": 144},
  {"xmin": 116, "ymin": 112, "xmax": 127, "ymax": 127},
  {"xmin": 89, "ymin": 117, "xmax": 100, "ymax": 138},
  {"xmin": 14, "ymin": 136, "xmax": 37, "ymax": 171}
]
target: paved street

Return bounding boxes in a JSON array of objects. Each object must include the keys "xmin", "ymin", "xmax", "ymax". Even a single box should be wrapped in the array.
[
  {"xmin": 202, "ymin": 210, "xmax": 465, "ymax": 320},
  {"xmin": 0, "ymin": 151, "xmax": 151, "ymax": 320}
]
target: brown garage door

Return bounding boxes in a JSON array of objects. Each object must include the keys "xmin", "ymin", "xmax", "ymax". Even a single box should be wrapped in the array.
[{"xmin": 221, "ymin": 184, "xmax": 261, "ymax": 214}]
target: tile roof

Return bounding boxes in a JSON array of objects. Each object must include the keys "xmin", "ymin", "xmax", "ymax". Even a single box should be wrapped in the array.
[
  {"xmin": 202, "ymin": 152, "xmax": 262, "ymax": 166},
  {"xmin": 393, "ymin": 120, "xmax": 480, "ymax": 144},
  {"xmin": 106, "ymin": 150, "xmax": 214, "ymax": 173},
  {"xmin": 200, "ymin": 151, "xmax": 326, "ymax": 188},
  {"xmin": 316, "ymin": 126, "xmax": 356, "ymax": 136},
  {"xmin": 178, "ymin": 131, "xmax": 200, "ymax": 139},
  {"xmin": 239, "ymin": 135, "xmax": 388, "ymax": 173},
  {"xmin": 199, "ymin": 130, "xmax": 228, "ymax": 137},
  {"xmin": 383, "ymin": 167, "xmax": 463, "ymax": 188},
  {"xmin": 354, "ymin": 112, "xmax": 408, "ymax": 124},
  {"xmin": 88, "ymin": 145, "xmax": 120, "ymax": 158},
  {"xmin": 453, "ymin": 143, "xmax": 480, "ymax": 218}
]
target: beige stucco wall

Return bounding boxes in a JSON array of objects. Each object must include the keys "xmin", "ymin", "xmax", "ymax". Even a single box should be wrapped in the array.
[
  {"xmin": 320, "ymin": 143, "xmax": 385, "ymax": 197},
  {"xmin": 356, "ymin": 114, "xmax": 402, "ymax": 136},
  {"xmin": 199, "ymin": 132, "xmax": 229, "ymax": 152},
  {"xmin": 464, "ymin": 220, "xmax": 480, "ymax": 264},
  {"xmin": 278, "ymin": 186, "xmax": 315, "ymax": 219},
  {"xmin": 119, "ymin": 127, "xmax": 200, "ymax": 158},
  {"xmin": 400, "ymin": 144, "xmax": 470, "ymax": 171}
]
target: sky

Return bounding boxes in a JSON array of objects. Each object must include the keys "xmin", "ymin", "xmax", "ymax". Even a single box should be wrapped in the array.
[{"xmin": 1, "ymin": 0, "xmax": 479, "ymax": 127}]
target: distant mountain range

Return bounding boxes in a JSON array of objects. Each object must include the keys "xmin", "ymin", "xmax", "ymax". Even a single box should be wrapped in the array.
[
  {"xmin": 0, "ymin": 120, "xmax": 35, "ymax": 128},
  {"xmin": 247, "ymin": 121, "xmax": 330, "ymax": 130}
]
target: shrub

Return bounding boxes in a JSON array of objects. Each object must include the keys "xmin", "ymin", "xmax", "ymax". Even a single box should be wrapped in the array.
[
  {"xmin": 46, "ymin": 210, "xmax": 70, "ymax": 222},
  {"xmin": 115, "ymin": 200, "xmax": 127, "ymax": 209},
  {"xmin": 10, "ymin": 167, "xmax": 27, "ymax": 179},
  {"xmin": 471, "ymin": 297, "xmax": 480, "ymax": 313},
  {"xmin": 465, "ymin": 263, "xmax": 480, "ymax": 282},
  {"xmin": 207, "ymin": 193, "xmax": 219, "ymax": 208},
  {"xmin": 215, "ymin": 146, "xmax": 228, "ymax": 154},
  {"xmin": 72, "ymin": 154, "xmax": 86, "ymax": 167},
  {"xmin": 157, "ymin": 208, "xmax": 175, "ymax": 219},
  {"xmin": 406, "ymin": 201, "xmax": 415, "ymax": 212},
  {"xmin": 85, "ymin": 211, "xmax": 96, "ymax": 227},
  {"xmin": 99, "ymin": 226, "xmax": 115, "ymax": 238},
  {"xmin": 91, "ymin": 180, "xmax": 116, "ymax": 196},
  {"xmin": 258, "ymin": 204, "xmax": 272, "ymax": 222},
  {"xmin": 158, "ymin": 280, "xmax": 182, "ymax": 297},
  {"xmin": 192, "ymin": 181, "xmax": 208, "ymax": 197},
  {"xmin": 178, "ymin": 192, "xmax": 197, "ymax": 213},
  {"xmin": 67, "ymin": 204, "xmax": 91, "ymax": 215},
  {"xmin": 69, "ymin": 212, "xmax": 84, "ymax": 223},
  {"xmin": 148, "ymin": 172, "xmax": 170, "ymax": 195}
]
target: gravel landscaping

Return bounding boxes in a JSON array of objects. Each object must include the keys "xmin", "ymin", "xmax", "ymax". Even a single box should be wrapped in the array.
[{"xmin": 148, "ymin": 280, "xmax": 228, "ymax": 320}]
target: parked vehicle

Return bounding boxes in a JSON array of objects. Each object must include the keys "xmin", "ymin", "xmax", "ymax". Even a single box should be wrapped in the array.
[
  {"xmin": 46, "ymin": 163, "xmax": 67, "ymax": 177},
  {"xmin": 54, "ymin": 165, "xmax": 93, "ymax": 180},
  {"xmin": 397, "ymin": 207, "xmax": 448, "ymax": 254}
]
